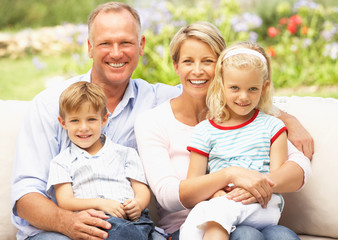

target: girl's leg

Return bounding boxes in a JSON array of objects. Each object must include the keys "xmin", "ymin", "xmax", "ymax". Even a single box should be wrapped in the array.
[
  {"xmin": 230, "ymin": 225, "xmax": 264, "ymax": 240},
  {"xmin": 261, "ymin": 225, "xmax": 300, "ymax": 240},
  {"xmin": 203, "ymin": 221, "xmax": 229, "ymax": 240}
]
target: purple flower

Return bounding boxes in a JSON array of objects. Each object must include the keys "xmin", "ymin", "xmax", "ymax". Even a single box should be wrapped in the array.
[
  {"xmin": 231, "ymin": 13, "xmax": 262, "ymax": 33},
  {"xmin": 324, "ymin": 42, "xmax": 338, "ymax": 60},
  {"xmin": 32, "ymin": 57, "xmax": 46, "ymax": 70},
  {"xmin": 293, "ymin": 0, "xmax": 318, "ymax": 11}
]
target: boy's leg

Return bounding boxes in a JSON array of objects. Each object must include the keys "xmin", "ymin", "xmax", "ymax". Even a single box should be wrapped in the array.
[
  {"xmin": 27, "ymin": 232, "xmax": 71, "ymax": 240},
  {"xmin": 230, "ymin": 226, "xmax": 264, "ymax": 240},
  {"xmin": 261, "ymin": 225, "xmax": 300, "ymax": 240}
]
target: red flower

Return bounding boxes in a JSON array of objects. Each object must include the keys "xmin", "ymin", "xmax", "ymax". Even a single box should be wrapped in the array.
[
  {"xmin": 279, "ymin": 18, "xmax": 288, "ymax": 25},
  {"xmin": 287, "ymin": 23, "xmax": 297, "ymax": 34},
  {"xmin": 267, "ymin": 27, "xmax": 278, "ymax": 38},
  {"xmin": 289, "ymin": 15, "xmax": 302, "ymax": 26},
  {"xmin": 267, "ymin": 46, "xmax": 275, "ymax": 57}
]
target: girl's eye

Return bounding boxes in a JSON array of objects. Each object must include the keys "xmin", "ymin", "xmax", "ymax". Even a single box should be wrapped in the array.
[
  {"xmin": 250, "ymin": 87, "xmax": 258, "ymax": 91},
  {"xmin": 231, "ymin": 86, "xmax": 239, "ymax": 90}
]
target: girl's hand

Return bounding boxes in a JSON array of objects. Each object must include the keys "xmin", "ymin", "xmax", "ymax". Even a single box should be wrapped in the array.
[
  {"xmin": 123, "ymin": 199, "xmax": 142, "ymax": 221},
  {"xmin": 226, "ymin": 187, "xmax": 257, "ymax": 205},
  {"xmin": 229, "ymin": 167, "xmax": 274, "ymax": 208},
  {"xmin": 209, "ymin": 190, "xmax": 227, "ymax": 199}
]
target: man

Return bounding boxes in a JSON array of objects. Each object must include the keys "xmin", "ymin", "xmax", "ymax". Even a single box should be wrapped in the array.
[{"xmin": 11, "ymin": 2, "xmax": 313, "ymax": 240}]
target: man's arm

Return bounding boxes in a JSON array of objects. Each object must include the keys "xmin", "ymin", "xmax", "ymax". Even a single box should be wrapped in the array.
[
  {"xmin": 16, "ymin": 193, "xmax": 111, "ymax": 240},
  {"xmin": 278, "ymin": 110, "xmax": 314, "ymax": 159}
]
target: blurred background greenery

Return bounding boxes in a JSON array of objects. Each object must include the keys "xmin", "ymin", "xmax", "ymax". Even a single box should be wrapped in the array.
[{"xmin": 0, "ymin": 0, "xmax": 337, "ymax": 100}]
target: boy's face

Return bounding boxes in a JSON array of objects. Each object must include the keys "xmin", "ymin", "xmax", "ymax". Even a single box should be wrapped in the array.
[{"xmin": 58, "ymin": 101, "xmax": 108, "ymax": 155}]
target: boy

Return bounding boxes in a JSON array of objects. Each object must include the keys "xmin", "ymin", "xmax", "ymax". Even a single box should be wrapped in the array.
[{"xmin": 47, "ymin": 81, "xmax": 154, "ymax": 240}]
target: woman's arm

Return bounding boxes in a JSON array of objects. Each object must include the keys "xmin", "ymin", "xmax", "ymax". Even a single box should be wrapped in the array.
[{"xmin": 278, "ymin": 110, "xmax": 314, "ymax": 160}]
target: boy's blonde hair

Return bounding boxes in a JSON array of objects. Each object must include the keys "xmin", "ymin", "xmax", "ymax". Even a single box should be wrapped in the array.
[
  {"xmin": 207, "ymin": 41, "xmax": 277, "ymax": 122},
  {"xmin": 59, "ymin": 81, "xmax": 107, "ymax": 119},
  {"xmin": 170, "ymin": 21, "xmax": 226, "ymax": 63}
]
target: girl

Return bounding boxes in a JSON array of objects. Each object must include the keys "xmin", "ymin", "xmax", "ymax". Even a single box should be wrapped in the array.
[{"xmin": 180, "ymin": 42, "xmax": 289, "ymax": 240}]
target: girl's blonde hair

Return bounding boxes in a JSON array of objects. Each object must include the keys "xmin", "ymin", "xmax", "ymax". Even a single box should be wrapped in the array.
[
  {"xmin": 207, "ymin": 41, "xmax": 277, "ymax": 122},
  {"xmin": 59, "ymin": 81, "xmax": 107, "ymax": 119}
]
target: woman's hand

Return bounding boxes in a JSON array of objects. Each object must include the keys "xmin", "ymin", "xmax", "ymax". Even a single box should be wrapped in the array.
[{"xmin": 228, "ymin": 166, "xmax": 274, "ymax": 208}]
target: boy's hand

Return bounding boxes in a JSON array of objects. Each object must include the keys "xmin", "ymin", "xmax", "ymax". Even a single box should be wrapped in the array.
[
  {"xmin": 97, "ymin": 199, "xmax": 127, "ymax": 219},
  {"xmin": 123, "ymin": 199, "xmax": 142, "ymax": 221}
]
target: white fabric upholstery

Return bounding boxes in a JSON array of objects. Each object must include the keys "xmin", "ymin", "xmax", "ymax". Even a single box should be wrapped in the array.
[{"xmin": 1, "ymin": 97, "xmax": 338, "ymax": 240}]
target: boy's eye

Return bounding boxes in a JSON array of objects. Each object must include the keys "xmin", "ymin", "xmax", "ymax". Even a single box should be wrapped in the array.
[
  {"xmin": 88, "ymin": 118, "xmax": 97, "ymax": 121},
  {"xmin": 249, "ymin": 87, "xmax": 258, "ymax": 91},
  {"xmin": 70, "ymin": 119, "xmax": 78, "ymax": 123}
]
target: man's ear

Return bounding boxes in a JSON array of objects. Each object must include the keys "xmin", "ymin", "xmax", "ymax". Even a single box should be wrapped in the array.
[
  {"xmin": 88, "ymin": 39, "xmax": 93, "ymax": 59},
  {"xmin": 58, "ymin": 116, "xmax": 67, "ymax": 130},
  {"xmin": 101, "ymin": 113, "xmax": 109, "ymax": 127},
  {"xmin": 139, "ymin": 35, "xmax": 146, "ymax": 56}
]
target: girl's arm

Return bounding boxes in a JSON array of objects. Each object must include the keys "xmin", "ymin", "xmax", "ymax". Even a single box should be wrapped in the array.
[
  {"xmin": 123, "ymin": 180, "xmax": 151, "ymax": 221},
  {"xmin": 269, "ymin": 131, "xmax": 288, "ymax": 172},
  {"xmin": 54, "ymin": 183, "xmax": 127, "ymax": 219}
]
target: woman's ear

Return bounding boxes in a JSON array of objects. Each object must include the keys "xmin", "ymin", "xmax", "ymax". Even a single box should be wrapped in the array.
[{"xmin": 58, "ymin": 116, "xmax": 67, "ymax": 130}]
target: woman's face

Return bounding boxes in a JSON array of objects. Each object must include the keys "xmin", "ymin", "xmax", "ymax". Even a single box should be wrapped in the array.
[{"xmin": 173, "ymin": 38, "xmax": 217, "ymax": 100}]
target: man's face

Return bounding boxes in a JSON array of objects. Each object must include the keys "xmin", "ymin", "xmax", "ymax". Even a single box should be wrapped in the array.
[{"xmin": 88, "ymin": 10, "xmax": 145, "ymax": 88}]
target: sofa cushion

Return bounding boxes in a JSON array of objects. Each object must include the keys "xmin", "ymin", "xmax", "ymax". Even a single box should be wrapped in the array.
[
  {"xmin": 279, "ymin": 96, "xmax": 338, "ymax": 239},
  {"xmin": 0, "ymin": 100, "xmax": 30, "ymax": 239}
]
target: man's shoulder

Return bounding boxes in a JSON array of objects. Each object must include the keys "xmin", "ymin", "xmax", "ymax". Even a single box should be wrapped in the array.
[
  {"xmin": 34, "ymin": 73, "xmax": 90, "ymax": 103},
  {"xmin": 132, "ymin": 78, "xmax": 181, "ymax": 100}
]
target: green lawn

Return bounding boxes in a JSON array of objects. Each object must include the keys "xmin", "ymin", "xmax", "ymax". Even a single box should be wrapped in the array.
[{"xmin": 0, "ymin": 55, "xmax": 91, "ymax": 100}]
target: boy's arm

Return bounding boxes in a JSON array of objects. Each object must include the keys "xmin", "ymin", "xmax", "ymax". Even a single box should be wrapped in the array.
[
  {"xmin": 54, "ymin": 183, "xmax": 127, "ymax": 219},
  {"xmin": 123, "ymin": 180, "xmax": 151, "ymax": 220},
  {"xmin": 278, "ymin": 110, "xmax": 314, "ymax": 159}
]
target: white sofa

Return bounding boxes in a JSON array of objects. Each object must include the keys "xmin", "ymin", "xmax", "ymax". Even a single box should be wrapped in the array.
[{"xmin": 1, "ymin": 96, "xmax": 338, "ymax": 240}]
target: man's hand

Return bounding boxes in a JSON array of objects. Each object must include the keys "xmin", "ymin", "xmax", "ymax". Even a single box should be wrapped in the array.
[
  {"xmin": 62, "ymin": 209, "xmax": 111, "ymax": 240},
  {"xmin": 279, "ymin": 110, "xmax": 314, "ymax": 159},
  {"xmin": 123, "ymin": 199, "xmax": 142, "ymax": 221}
]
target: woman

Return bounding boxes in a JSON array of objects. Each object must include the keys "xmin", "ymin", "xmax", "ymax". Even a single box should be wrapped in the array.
[{"xmin": 135, "ymin": 21, "xmax": 311, "ymax": 240}]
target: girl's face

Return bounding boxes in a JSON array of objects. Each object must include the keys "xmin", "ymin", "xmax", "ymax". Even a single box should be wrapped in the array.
[
  {"xmin": 173, "ymin": 38, "xmax": 218, "ymax": 100},
  {"xmin": 223, "ymin": 66, "xmax": 268, "ymax": 120}
]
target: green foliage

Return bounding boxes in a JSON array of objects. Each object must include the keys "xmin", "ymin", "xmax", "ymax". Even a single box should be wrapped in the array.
[
  {"xmin": 0, "ymin": 0, "xmax": 125, "ymax": 30},
  {"xmin": 0, "ymin": 0, "xmax": 337, "ymax": 101}
]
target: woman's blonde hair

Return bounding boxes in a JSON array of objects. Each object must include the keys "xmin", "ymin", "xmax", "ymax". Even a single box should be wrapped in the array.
[
  {"xmin": 207, "ymin": 41, "xmax": 277, "ymax": 122},
  {"xmin": 169, "ymin": 21, "xmax": 226, "ymax": 63},
  {"xmin": 59, "ymin": 81, "xmax": 107, "ymax": 119}
]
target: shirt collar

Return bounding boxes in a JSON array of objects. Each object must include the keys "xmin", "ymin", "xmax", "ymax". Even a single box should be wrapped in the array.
[
  {"xmin": 88, "ymin": 69, "xmax": 136, "ymax": 117},
  {"xmin": 69, "ymin": 134, "xmax": 107, "ymax": 161}
]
